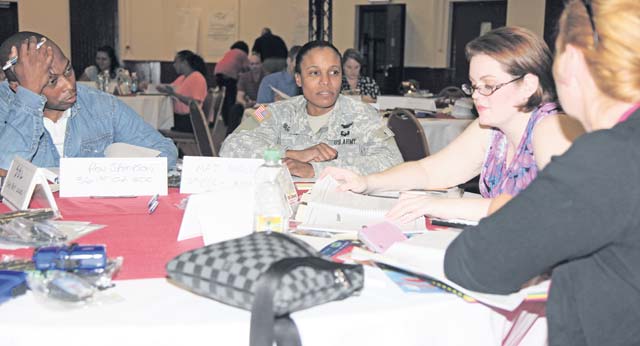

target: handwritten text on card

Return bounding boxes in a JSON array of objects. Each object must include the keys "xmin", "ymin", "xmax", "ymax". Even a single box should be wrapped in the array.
[{"xmin": 59, "ymin": 157, "xmax": 168, "ymax": 197}]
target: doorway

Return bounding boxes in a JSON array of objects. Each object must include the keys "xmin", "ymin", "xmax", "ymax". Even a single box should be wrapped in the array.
[
  {"xmin": 0, "ymin": 2, "xmax": 18, "ymax": 47},
  {"xmin": 356, "ymin": 4, "xmax": 405, "ymax": 95},
  {"xmin": 449, "ymin": 1, "xmax": 507, "ymax": 87},
  {"xmin": 69, "ymin": 0, "xmax": 118, "ymax": 79}
]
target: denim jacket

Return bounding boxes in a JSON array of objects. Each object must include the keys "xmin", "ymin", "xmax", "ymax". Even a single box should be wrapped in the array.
[{"xmin": 0, "ymin": 81, "xmax": 177, "ymax": 169}]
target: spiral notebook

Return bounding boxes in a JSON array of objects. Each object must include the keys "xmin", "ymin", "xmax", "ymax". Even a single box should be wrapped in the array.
[{"xmin": 296, "ymin": 176, "xmax": 426, "ymax": 234}]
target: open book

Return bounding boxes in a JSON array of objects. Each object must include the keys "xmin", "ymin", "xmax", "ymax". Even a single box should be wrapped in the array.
[
  {"xmin": 352, "ymin": 230, "xmax": 549, "ymax": 311},
  {"xmin": 296, "ymin": 176, "xmax": 426, "ymax": 234}
]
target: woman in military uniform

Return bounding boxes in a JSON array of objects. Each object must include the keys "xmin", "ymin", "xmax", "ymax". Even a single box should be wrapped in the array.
[{"xmin": 220, "ymin": 40, "xmax": 403, "ymax": 178}]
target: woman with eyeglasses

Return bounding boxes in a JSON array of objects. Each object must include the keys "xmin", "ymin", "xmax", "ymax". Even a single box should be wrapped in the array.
[
  {"xmin": 445, "ymin": 1, "xmax": 640, "ymax": 344},
  {"xmin": 323, "ymin": 26, "xmax": 584, "ymax": 222}
]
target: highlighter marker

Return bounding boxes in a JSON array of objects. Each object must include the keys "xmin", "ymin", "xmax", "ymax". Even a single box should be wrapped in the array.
[{"xmin": 2, "ymin": 38, "xmax": 47, "ymax": 71}]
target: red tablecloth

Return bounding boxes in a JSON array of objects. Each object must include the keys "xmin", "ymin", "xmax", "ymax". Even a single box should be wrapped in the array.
[{"xmin": 0, "ymin": 189, "xmax": 204, "ymax": 280}]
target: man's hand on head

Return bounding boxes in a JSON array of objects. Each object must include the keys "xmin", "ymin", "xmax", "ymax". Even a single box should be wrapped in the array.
[
  {"xmin": 8, "ymin": 36, "xmax": 53, "ymax": 95},
  {"xmin": 285, "ymin": 143, "xmax": 337, "ymax": 163},
  {"xmin": 283, "ymin": 158, "xmax": 315, "ymax": 178}
]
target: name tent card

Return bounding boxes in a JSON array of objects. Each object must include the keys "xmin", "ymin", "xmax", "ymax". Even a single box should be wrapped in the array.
[
  {"xmin": 178, "ymin": 187, "xmax": 254, "ymax": 244},
  {"xmin": 1, "ymin": 157, "xmax": 58, "ymax": 212},
  {"xmin": 59, "ymin": 157, "xmax": 168, "ymax": 197},
  {"xmin": 180, "ymin": 156, "xmax": 263, "ymax": 194}
]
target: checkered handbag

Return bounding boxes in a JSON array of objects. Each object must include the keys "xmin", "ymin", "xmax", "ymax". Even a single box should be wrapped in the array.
[{"xmin": 166, "ymin": 231, "xmax": 364, "ymax": 346}]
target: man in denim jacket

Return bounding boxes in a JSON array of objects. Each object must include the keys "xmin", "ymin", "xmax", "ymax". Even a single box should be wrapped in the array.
[{"xmin": 0, "ymin": 32, "xmax": 177, "ymax": 170}]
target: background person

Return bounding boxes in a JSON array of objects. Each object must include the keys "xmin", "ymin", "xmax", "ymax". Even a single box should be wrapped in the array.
[
  {"xmin": 341, "ymin": 48, "xmax": 380, "ymax": 103},
  {"xmin": 0, "ymin": 32, "xmax": 177, "ymax": 169},
  {"xmin": 256, "ymin": 45, "xmax": 301, "ymax": 104},
  {"xmin": 445, "ymin": 1, "xmax": 640, "ymax": 344},
  {"xmin": 79, "ymin": 45, "xmax": 122, "ymax": 81},
  {"xmin": 251, "ymin": 27, "xmax": 288, "ymax": 74},
  {"xmin": 323, "ymin": 27, "xmax": 584, "ymax": 222},
  {"xmin": 220, "ymin": 40, "xmax": 402, "ymax": 178},
  {"xmin": 157, "ymin": 50, "xmax": 208, "ymax": 133},
  {"xmin": 225, "ymin": 52, "xmax": 265, "ymax": 135},
  {"xmin": 214, "ymin": 41, "xmax": 250, "ymax": 129}
]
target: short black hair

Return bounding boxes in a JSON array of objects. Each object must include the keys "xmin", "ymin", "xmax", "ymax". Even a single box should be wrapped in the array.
[
  {"xmin": 294, "ymin": 41, "xmax": 341, "ymax": 74},
  {"xmin": 230, "ymin": 41, "xmax": 249, "ymax": 54},
  {"xmin": 0, "ymin": 31, "xmax": 48, "ymax": 65},
  {"xmin": 0, "ymin": 31, "xmax": 52, "ymax": 82}
]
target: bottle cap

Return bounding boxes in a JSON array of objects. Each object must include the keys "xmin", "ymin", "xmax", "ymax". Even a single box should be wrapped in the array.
[{"xmin": 263, "ymin": 149, "xmax": 281, "ymax": 162}]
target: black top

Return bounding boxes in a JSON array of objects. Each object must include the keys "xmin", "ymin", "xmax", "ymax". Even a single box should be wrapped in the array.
[
  {"xmin": 444, "ymin": 109, "xmax": 640, "ymax": 346},
  {"xmin": 252, "ymin": 33, "xmax": 288, "ymax": 62}
]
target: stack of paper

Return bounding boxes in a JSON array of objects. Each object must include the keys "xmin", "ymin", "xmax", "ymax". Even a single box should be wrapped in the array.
[{"xmin": 296, "ymin": 177, "xmax": 426, "ymax": 234}]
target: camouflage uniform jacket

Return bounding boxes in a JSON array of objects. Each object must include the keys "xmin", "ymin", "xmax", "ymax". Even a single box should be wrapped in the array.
[{"xmin": 220, "ymin": 95, "xmax": 403, "ymax": 175}]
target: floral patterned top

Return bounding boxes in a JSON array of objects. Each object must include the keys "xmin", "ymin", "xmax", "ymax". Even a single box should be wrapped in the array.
[
  {"xmin": 479, "ymin": 102, "xmax": 559, "ymax": 198},
  {"xmin": 341, "ymin": 75, "xmax": 380, "ymax": 98}
]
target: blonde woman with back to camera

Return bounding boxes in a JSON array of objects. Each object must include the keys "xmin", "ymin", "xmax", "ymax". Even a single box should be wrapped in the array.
[
  {"xmin": 445, "ymin": 0, "xmax": 640, "ymax": 345},
  {"xmin": 323, "ymin": 26, "xmax": 584, "ymax": 223}
]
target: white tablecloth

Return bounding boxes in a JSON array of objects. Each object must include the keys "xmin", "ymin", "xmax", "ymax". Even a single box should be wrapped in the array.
[
  {"xmin": 419, "ymin": 118, "xmax": 474, "ymax": 154},
  {"xmin": 0, "ymin": 266, "xmax": 546, "ymax": 346},
  {"xmin": 77, "ymin": 81, "xmax": 174, "ymax": 130},
  {"xmin": 118, "ymin": 95, "xmax": 174, "ymax": 130}
]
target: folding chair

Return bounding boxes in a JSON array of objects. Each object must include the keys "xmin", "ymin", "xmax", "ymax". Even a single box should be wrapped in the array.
[
  {"xmin": 159, "ymin": 101, "xmax": 216, "ymax": 157},
  {"xmin": 387, "ymin": 108, "xmax": 431, "ymax": 162}
]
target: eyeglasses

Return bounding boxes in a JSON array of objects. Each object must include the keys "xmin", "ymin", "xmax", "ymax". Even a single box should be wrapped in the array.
[
  {"xmin": 582, "ymin": 0, "xmax": 599, "ymax": 47},
  {"xmin": 461, "ymin": 75, "xmax": 524, "ymax": 96}
]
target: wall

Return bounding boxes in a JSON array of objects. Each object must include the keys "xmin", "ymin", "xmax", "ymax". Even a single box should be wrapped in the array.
[
  {"xmin": 16, "ymin": 0, "xmax": 71, "ymax": 56},
  {"xmin": 13, "ymin": 0, "xmax": 545, "ymax": 68},
  {"xmin": 333, "ymin": 0, "xmax": 545, "ymax": 68},
  {"xmin": 119, "ymin": 0, "xmax": 308, "ymax": 62},
  {"xmin": 506, "ymin": 0, "xmax": 546, "ymax": 37}
]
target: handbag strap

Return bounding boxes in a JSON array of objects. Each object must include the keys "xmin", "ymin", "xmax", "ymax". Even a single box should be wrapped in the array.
[{"xmin": 250, "ymin": 256, "xmax": 358, "ymax": 346}]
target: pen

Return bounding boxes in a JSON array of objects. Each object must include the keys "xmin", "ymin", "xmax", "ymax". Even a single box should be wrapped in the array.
[
  {"xmin": 2, "ymin": 38, "xmax": 47, "ymax": 71},
  {"xmin": 148, "ymin": 194, "xmax": 159, "ymax": 214}
]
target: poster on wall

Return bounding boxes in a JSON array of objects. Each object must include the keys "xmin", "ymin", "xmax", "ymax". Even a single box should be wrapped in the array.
[
  {"xmin": 205, "ymin": 7, "xmax": 238, "ymax": 61},
  {"xmin": 175, "ymin": 8, "xmax": 201, "ymax": 52}
]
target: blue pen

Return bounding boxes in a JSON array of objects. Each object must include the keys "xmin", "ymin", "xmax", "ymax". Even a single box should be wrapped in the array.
[
  {"xmin": 148, "ymin": 194, "xmax": 159, "ymax": 214},
  {"xmin": 2, "ymin": 38, "xmax": 47, "ymax": 71}
]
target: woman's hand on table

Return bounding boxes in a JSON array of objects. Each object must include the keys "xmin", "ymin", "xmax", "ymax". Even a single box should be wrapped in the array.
[
  {"xmin": 320, "ymin": 167, "xmax": 368, "ymax": 194},
  {"xmin": 386, "ymin": 193, "xmax": 439, "ymax": 224}
]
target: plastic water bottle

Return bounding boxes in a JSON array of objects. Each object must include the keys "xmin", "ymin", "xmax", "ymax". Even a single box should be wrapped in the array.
[
  {"xmin": 253, "ymin": 149, "xmax": 289, "ymax": 233},
  {"xmin": 130, "ymin": 72, "xmax": 139, "ymax": 94}
]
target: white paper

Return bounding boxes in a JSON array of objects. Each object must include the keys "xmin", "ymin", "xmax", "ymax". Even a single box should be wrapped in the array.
[
  {"xmin": 377, "ymin": 95, "xmax": 437, "ymax": 112},
  {"xmin": 297, "ymin": 176, "xmax": 426, "ymax": 233},
  {"xmin": 1, "ymin": 157, "xmax": 57, "ymax": 213},
  {"xmin": 175, "ymin": 8, "xmax": 200, "ymax": 52},
  {"xmin": 59, "ymin": 157, "xmax": 168, "ymax": 197},
  {"xmin": 205, "ymin": 8, "xmax": 238, "ymax": 60},
  {"xmin": 180, "ymin": 156, "xmax": 262, "ymax": 194},
  {"xmin": 104, "ymin": 143, "xmax": 161, "ymax": 158},
  {"xmin": 178, "ymin": 187, "xmax": 254, "ymax": 244},
  {"xmin": 271, "ymin": 86, "xmax": 291, "ymax": 100},
  {"xmin": 1, "ymin": 157, "xmax": 40, "ymax": 210}
]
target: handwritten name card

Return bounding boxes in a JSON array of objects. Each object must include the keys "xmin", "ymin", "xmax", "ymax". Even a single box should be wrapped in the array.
[
  {"xmin": 59, "ymin": 157, "xmax": 168, "ymax": 197},
  {"xmin": 180, "ymin": 156, "xmax": 263, "ymax": 194},
  {"xmin": 1, "ymin": 157, "xmax": 58, "ymax": 212}
]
